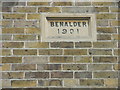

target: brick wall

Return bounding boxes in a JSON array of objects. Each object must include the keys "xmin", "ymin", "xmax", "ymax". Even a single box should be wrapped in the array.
[{"xmin": 1, "ymin": 0, "xmax": 120, "ymax": 89}]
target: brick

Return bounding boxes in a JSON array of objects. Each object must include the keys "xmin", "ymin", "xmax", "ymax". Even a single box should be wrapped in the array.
[
  {"xmin": 27, "ymin": 14, "xmax": 40, "ymax": 19},
  {"xmin": 97, "ymin": 27, "xmax": 117, "ymax": 33},
  {"xmin": 62, "ymin": 7, "xmax": 94, "ymax": 13},
  {"xmin": 39, "ymin": 49, "xmax": 62, "ymax": 55},
  {"xmin": 2, "ymin": 28, "xmax": 24, "ymax": 34},
  {"xmin": 112, "ymin": 34, "xmax": 120, "ymax": 40},
  {"xmin": 28, "ymin": 2, "xmax": 50, "ymax": 6},
  {"xmin": 2, "ymin": 72, "xmax": 23, "ymax": 79},
  {"xmin": 50, "ymin": 56, "xmax": 73, "ymax": 63},
  {"xmin": 75, "ymin": 42, "xmax": 92, "ymax": 48},
  {"xmin": 13, "ymin": 49, "xmax": 37, "ymax": 55},
  {"xmin": 75, "ymin": 2, "xmax": 91, "ymax": 6},
  {"xmin": 51, "ymin": 72, "xmax": 73, "ymax": 78},
  {"xmin": 13, "ymin": 7, "xmax": 36, "ymax": 12},
  {"xmin": 92, "ymin": 2, "xmax": 116, "ymax": 6},
  {"xmin": 12, "ymin": 64, "xmax": 36, "ymax": 71},
  {"xmin": 25, "ymin": 72, "xmax": 49, "ymax": 79},
  {"xmin": 2, "ymin": 2, "xmax": 25, "ymax": 6},
  {"xmin": 110, "ymin": 7, "xmax": 120, "ymax": 12},
  {"xmin": 93, "ymin": 57, "xmax": 117, "ymax": 63},
  {"xmin": 97, "ymin": 14, "xmax": 116, "ymax": 19},
  {"xmin": 95, "ymin": 7, "xmax": 109, "ymax": 12},
  {"xmin": 75, "ymin": 72, "xmax": 92, "ymax": 78},
  {"xmin": 93, "ymin": 42, "xmax": 117, "ymax": 48},
  {"xmin": 110, "ymin": 20, "xmax": 120, "ymax": 26},
  {"xmin": 2, "ymin": 7, "xmax": 12, "ymax": 12},
  {"xmin": 97, "ymin": 34, "xmax": 111, "ymax": 40},
  {"xmin": 11, "ymin": 80, "xmax": 36, "ymax": 87},
  {"xmin": 97, "ymin": 20, "xmax": 108, "ymax": 26},
  {"xmin": 2, "ymin": 57, "xmax": 22, "ymax": 63},
  {"xmin": 2, "ymin": 35, "xmax": 12, "ymax": 40},
  {"xmin": 2, "ymin": 20, "xmax": 13, "ymax": 27},
  {"xmin": 38, "ymin": 80, "xmax": 48, "ymax": 86},
  {"xmin": 37, "ymin": 64, "xmax": 61, "ymax": 70},
  {"xmin": 53, "ymin": 2, "xmax": 73, "ymax": 6},
  {"xmin": 25, "ymin": 42, "xmax": 49, "ymax": 48},
  {"xmin": 93, "ymin": 72, "xmax": 118, "ymax": 78},
  {"xmin": 89, "ymin": 49, "xmax": 112, "ymax": 55},
  {"xmin": 13, "ymin": 35, "xmax": 36, "ymax": 41},
  {"xmin": 88, "ymin": 64, "xmax": 112, "ymax": 70},
  {"xmin": 64, "ymin": 49, "xmax": 87, "ymax": 55},
  {"xmin": 2, "ymin": 80, "xmax": 11, "ymax": 88},
  {"xmin": 114, "ymin": 49, "xmax": 119, "ymax": 55},
  {"xmin": 3, "ymin": 14, "xmax": 26, "ymax": 19},
  {"xmin": 64, "ymin": 79, "xmax": 79, "ymax": 87},
  {"xmin": 38, "ymin": 80, "xmax": 62, "ymax": 86},
  {"xmin": 23, "ymin": 57, "xmax": 48, "ymax": 64},
  {"xmin": 63, "ymin": 64, "xmax": 87, "ymax": 70},
  {"xmin": 80, "ymin": 79, "xmax": 104, "ymax": 86},
  {"xmin": 25, "ymin": 28, "xmax": 40, "ymax": 34},
  {"xmin": 50, "ymin": 42, "xmax": 73, "ymax": 48},
  {"xmin": 2, "ymin": 64, "xmax": 11, "ymax": 71},
  {"xmin": 74, "ymin": 56, "xmax": 92, "ymax": 63},
  {"xmin": 2, "ymin": 42, "xmax": 24, "ymax": 48},
  {"xmin": 14, "ymin": 21, "xmax": 38, "ymax": 28},
  {"xmin": 38, "ymin": 7, "xmax": 61, "ymax": 13},
  {"xmin": 113, "ymin": 64, "xmax": 120, "ymax": 70},
  {"xmin": 104, "ymin": 79, "xmax": 118, "ymax": 87},
  {"xmin": 49, "ymin": 80, "xmax": 62, "ymax": 86},
  {"xmin": 2, "ymin": 49, "xmax": 11, "ymax": 56}
]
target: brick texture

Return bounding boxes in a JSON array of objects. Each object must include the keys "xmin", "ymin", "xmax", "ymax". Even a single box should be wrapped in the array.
[{"xmin": 1, "ymin": 0, "xmax": 119, "ymax": 89}]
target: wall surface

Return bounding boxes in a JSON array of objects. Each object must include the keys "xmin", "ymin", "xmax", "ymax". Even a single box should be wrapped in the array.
[{"xmin": 1, "ymin": 0, "xmax": 120, "ymax": 89}]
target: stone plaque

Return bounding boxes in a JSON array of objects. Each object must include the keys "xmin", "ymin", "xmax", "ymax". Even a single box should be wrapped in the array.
[{"xmin": 41, "ymin": 13, "xmax": 96, "ymax": 42}]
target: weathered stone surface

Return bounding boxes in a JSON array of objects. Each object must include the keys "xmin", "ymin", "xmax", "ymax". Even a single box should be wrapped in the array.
[
  {"xmin": 93, "ymin": 72, "xmax": 118, "ymax": 78},
  {"xmin": 88, "ymin": 64, "xmax": 112, "ymax": 70},
  {"xmin": 39, "ymin": 49, "xmax": 63, "ymax": 55},
  {"xmin": 74, "ymin": 56, "xmax": 92, "ymax": 63},
  {"xmin": 93, "ymin": 57, "xmax": 117, "ymax": 63},
  {"xmin": 50, "ymin": 42, "xmax": 73, "ymax": 48},
  {"xmin": 104, "ymin": 79, "xmax": 118, "ymax": 87},
  {"xmin": 89, "ymin": 49, "xmax": 112, "ymax": 55},
  {"xmin": 75, "ymin": 42, "xmax": 92, "ymax": 48},
  {"xmin": 75, "ymin": 72, "xmax": 92, "ymax": 78},
  {"xmin": 11, "ymin": 80, "xmax": 36, "ymax": 87},
  {"xmin": 2, "ymin": 72, "xmax": 23, "ymax": 79},
  {"xmin": 25, "ymin": 42, "xmax": 49, "ymax": 48},
  {"xmin": 93, "ymin": 42, "xmax": 117, "ymax": 48},
  {"xmin": 38, "ymin": 7, "xmax": 61, "ymax": 12},
  {"xmin": 23, "ymin": 57, "xmax": 48, "ymax": 64},
  {"xmin": 12, "ymin": 64, "xmax": 36, "ymax": 70},
  {"xmin": 37, "ymin": 64, "xmax": 61, "ymax": 70},
  {"xmin": 13, "ymin": 49, "xmax": 37, "ymax": 55},
  {"xmin": 64, "ymin": 49, "xmax": 87, "ymax": 55},
  {"xmin": 80, "ymin": 79, "xmax": 104, "ymax": 86},
  {"xmin": 2, "ymin": 42, "xmax": 24, "ymax": 48},
  {"xmin": 62, "ymin": 7, "xmax": 94, "ymax": 13},
  {"xmin": 13, "ymin": 7, "xmax": 36, "ymax": 12},
  {"xmin": 2, "ymin": 64, "xmax": 11, "ymax": 71},
  {"xmin": 64, "ymin": 79, "xmax": 79, "ymax": 87},
  {"xmin": 25, "ymin": 72, "xmax": 49, "ymax": 78},
  {"xmin": 63, "ymin": 64, "xmax": 87, "ymax": 70},
  {"xmin": 2, "ymin": 57, "xmax": 22, "ymax": 63},
  {"xmin": 51, "ymin": 72, "xmax": 73, "ymax": 78}
]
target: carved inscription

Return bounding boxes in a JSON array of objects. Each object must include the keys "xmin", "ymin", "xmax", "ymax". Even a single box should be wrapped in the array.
[{"xmin": 47, "ymin": 20, "xmax": 89, "ymax": 38}]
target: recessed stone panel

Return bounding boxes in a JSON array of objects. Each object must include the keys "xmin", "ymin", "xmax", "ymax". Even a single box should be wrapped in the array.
[{"xmin": 41, "ymin": 13, "xmax": 97, "ymax": 42}]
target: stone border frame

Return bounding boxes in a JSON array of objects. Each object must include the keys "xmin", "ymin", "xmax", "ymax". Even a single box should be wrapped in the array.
[{"xmin": 41, "ymin": 13, "xmax": 97, "ymax": 42}]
